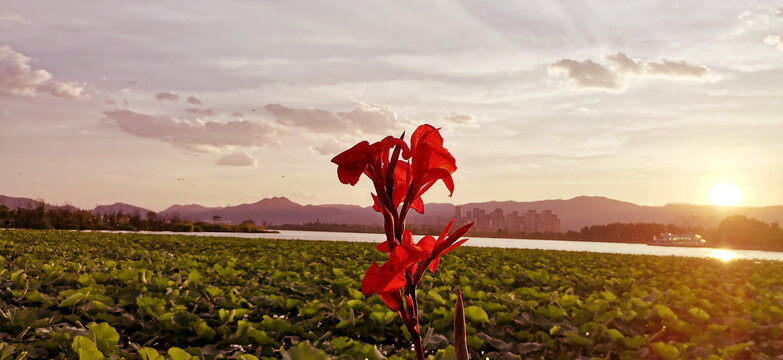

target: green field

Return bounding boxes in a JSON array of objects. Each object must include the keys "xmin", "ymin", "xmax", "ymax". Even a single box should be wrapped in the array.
[{"xmin": 2, "ymin": 230, "xmax": 783, "ymax": 359}]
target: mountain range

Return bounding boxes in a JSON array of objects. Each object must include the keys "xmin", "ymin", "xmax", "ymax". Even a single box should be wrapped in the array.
[{"xmin": 2, "ymin": 194, "xmax": 782, "ymax": 231}]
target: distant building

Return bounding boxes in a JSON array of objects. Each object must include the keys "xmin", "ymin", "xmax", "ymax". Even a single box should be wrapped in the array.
[{"xmin": 453, "ymin": 207, "xmax": 562, "ymax": 233}]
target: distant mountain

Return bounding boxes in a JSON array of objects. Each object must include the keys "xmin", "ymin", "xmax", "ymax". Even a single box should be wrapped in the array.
[
  {"xmin": 3, "ymin": 193, "xmax": 782, "ymax": 231},
  {"xmin": 0, "ymin": 195, "xmax": 78, "ymax": 212},
  {"xmin": 161, "ymin": 196, "xmax": 379, "ymax": 225},
  {"xmin": 92, "ymin": 202, "xmax": 153, "ymax": 215},
  {"xmin": 0, "ymin": 195, "xmax": 41, "ymax": 209}
]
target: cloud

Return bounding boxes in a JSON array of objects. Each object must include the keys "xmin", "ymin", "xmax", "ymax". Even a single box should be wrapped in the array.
[
  {"xmin": 314, "ymin": 138, "xmax": 343, "ymax": 156},
  {"xmin": 155, "ymin": 92, "xmax": 179, "ymax": 101},
  {"xmin": 0, "ymin": 45, "xmax": 87, "ymax": 98},
  {"xmin": 265, "ymin": 101, "xmax": 398, "ymax": 134},
  {"xmin": 443, "ymin": 112, "xmax": 477, "ymax": 125},
  {"xmin": 337, "ymin": 101, "xmax": 397, "ymax": 133},
  {"xmin": 548, "ymin": 59, "xmax": 622, "ymax": 90},
  {"xmin": 644, "ymin": 59, "xmax": 710, "ymax": 77},
  {"xmin": 603, "ymin": 53, "xmax": 645, "ymax": 74},
  {"xmin": 264, "ymin": 103, "xmax": 345, "ymax": 131},
  {"xmin": 104, "ymin": 109, "xmax": 276, "ymax": 152},
  {"xmin": 549, "ymin": 52, "xmax": 711, "ymax": 91},
  {"xmin": 0, "ymin": 13, "xmax": 29, "ymax": 27},
  {"xmin": 729, "ymin": 8, "xmax": 783, "ymax": 38},
  {"xmin": 186, "ymin": 96, "xmax": 203, "ymax": 105},
  {"xmin": 764, "ymin": 35, "xmax": 783, "ymax": 50},
  {"xmin": 215, "ymin": 152, "xmax": 258, "ymax": 167},
  {"xmin": 185, "ymin": 108, "xmax": 216, "ymax": 116}
]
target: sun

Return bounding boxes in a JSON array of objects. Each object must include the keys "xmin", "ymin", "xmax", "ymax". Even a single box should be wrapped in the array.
[{"xmin": 709, "ymin": 182, "xmax": 742, "ymax": 206}]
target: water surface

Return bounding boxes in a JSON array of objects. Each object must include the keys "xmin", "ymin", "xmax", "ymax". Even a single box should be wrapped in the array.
[{"xmin": 127, "ymin": 230, "xmax": 783, "ymax": 262}]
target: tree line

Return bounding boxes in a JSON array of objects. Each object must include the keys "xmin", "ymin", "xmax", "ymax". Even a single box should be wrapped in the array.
[
  {"xmin": 0, "ymin": 201, "xmax": 272, "ymax": 233},
  {"xmin": 574, "ymin": 216, "xmax": 783, "ymax": 250}
]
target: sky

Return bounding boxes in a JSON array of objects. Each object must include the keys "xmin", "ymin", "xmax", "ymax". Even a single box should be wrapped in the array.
[{"xmin": 1, "ymin": 1, "xmax": 782, "ymax": 211}]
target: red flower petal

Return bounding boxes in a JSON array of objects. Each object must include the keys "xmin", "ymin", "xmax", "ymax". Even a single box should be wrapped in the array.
[
  {"xmin": 378, "ymin": 292, "xmax": 401, "ymax": 311},
  {"xmin": 331, "ymin": 141, "xmax": 371, "ymax": 186},
  {"xmin": 371, "ymin": 193, "xmax": 382, "ymax": 212},
  {"xmin": 411, "ymin": 196, "xmax": 424, "ymax": 214},
  {"xmin": 361, "ymin": 262, "xmax": 381, "ymax": 295}
]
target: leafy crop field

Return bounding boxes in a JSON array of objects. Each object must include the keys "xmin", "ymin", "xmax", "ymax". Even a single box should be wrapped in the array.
[{"xmin": 2, "ymin": 230, "xmax": 783, "ymax": 359}]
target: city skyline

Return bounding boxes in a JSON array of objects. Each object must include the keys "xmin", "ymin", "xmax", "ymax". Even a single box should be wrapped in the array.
[{"xmin": 2, "ymin": 2, "xmax": 782, "ymax": 210}]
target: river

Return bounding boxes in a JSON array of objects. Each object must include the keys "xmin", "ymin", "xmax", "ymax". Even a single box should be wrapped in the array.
[{"xmin": 126, "ymin": 229, "xmax": 783, "ymax": 262}]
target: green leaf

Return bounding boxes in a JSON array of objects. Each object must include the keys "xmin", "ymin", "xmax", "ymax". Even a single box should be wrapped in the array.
[
  {"xmin": 433, "ymin": 345, "xmax": 455, "ymax": 360},
  {"xmin": 247, "ymin": 328, "xmax": 275, "ymax": 345},
  {"xmin": 606, "ymin": 328, "xmax": 623, "ymax": 342},
  {"xmin": 71, "ymin": 336, "xmax": 105, "ymax": 360},
  {"xmin": 281, "ymin": 341, "xmax": 328, "ymax": 360},
  {"xmin": 464, "ymin": 306, "xmax": 489, "ymax": 323},
  {"xmin": 565, "ymin": 333, "xmax": 591, "ymax": 346},
  {"xmin": 187, "ymin": 270, "xmax": 202, "ymax": 283},
  {"xmin": 87, "ymin": 322, "xmax": 119, "ymax": 355},
  {"xmin": 167, "ymin": 347, "xmax": 194, "ymax": 360},
  {"xmin": 138, "ymin": 347, "xmax": 165, "ymax": 360},
  {"xmin": 622, "ymin": 335, "xmax": 647, "ymax": 350},
  {"xmin": 236, "ymin": 355, "xmax": 260, "ymax": 360},
  {"xmin": 466, "ymin": 335, "xmax": 484, "ymax": 350},
  {"xmin": 330, "ymin": 337, "xmax": 354, "ymax": 351},
  {"xmin": 719, "ymin": 341, "xmax": 753, "ymax": 357},
  {"xmin": 59, "ymin": 292, "xmax": 87, "ymax": 308},
  {"xmin": 549, "ymin": 325, "xmax": 561, "ymax": 336},
  {"xmin": 650, "ymin": 342, "xmax": 680, "ymax": 360},
  {"xmin": 600, "ymin": 290, "xmax": 617, "ymax": 302},
  {"xmin": 429, "ymin": 290, "xmax": 446, "ymax": 305},
  {"xmin": 191, "ymin": 319, "xmax": 216, "ymax": 340},
  {"xmin": 653, "ymin": 304, "xmax": 677, "ymax": 321},
  {"xmin": 688, "ymin": 307, "xmax": 710, "ymax": 321}
]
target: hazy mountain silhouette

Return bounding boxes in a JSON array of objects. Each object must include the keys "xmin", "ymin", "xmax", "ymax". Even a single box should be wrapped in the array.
[
  {"xmin": 92, "ymin": 202, "xmax": 153, "ymax": 215},
  {"xmin": 2, "ymin": 194, "xmax": 782, "ymax": 231},
  {"xmin": 0, "ymin": 195, "xmax": 41, "ymax": 209},
  {"xmin": 160, "ymin": 196, "xmax": 379, "ymax": 225}
]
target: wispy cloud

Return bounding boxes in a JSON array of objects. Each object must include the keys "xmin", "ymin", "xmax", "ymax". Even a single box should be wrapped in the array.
[
  {"xmin": 264, "ymin": 104, "xmax": 343, "ymax": 131},
  {"xmin": 0, "ymin": 13, "xmax": 29, "ymax": 27},
  {"xmin": 549, "ymin": 52, "xmax": 711, "ymax": 91},
  {"xmin": 265, "ymin": 100, "xmax": 398, "ymax": 134},
  {"xmin": 548, "ymin": 59, "xmax": 622, "ymax": 90},
  {"xmin": 185, "ymin": 108, "xmax": 216, "ymax": 116},
  {"xmin": 442, "ymin": 112, "xmax": 478, "ymax": 126},
  {"xmin": 0, "ymin": 45, "xmax": 87, "ymax": 99},
  {"xmin": 764, "ymin": 35, "xmax": 783, "ymax": 50},
  {"xmin": 215, "ymin": 152, "xmax": 258, "ymax": 167},
  {"xmin": 186, "ymin": 96, "xmax": 203, "ymax": 105},
  {"xmin": 104, "ymin": 109, "xmax": 276, "ymax": 152},
  {"xmin": 337, "ymin": 101, "xmax": 397, "ymax": 134},
  {"xmin": 155, "ymin": 92, "xmax": 179, "ymax": 101},
  {"xmin": 314, "ymin": 138, "xmax": 343, "ymax": 156}
]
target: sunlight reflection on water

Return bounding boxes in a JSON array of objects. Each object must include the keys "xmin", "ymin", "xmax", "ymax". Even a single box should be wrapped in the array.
[{"xmin": 710, "ymin": 249, "xmax": 738, "ymax": 262}]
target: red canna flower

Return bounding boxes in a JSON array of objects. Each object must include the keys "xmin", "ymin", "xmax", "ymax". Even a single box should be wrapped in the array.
[
  {"xmin": 374, "ymin": 222, "xmax": 474, "ymax": 285},
  {"xmin": 331, "ymin": 124, "xmax": 470, "ymax": 360},
  {"xmin": 412, "ymin": 219, "xmax": 474, "ymax": 284},
  {"xmin": 331, "ymin": 136, "xmax": 409, "ymax": 188},
  {"xmin": 361, "ymin": 243, "xmax": 425, "ymax": 310},
  {"xmin": 408, "ymin": 124, "xmax": 457, "ymax": 198}
]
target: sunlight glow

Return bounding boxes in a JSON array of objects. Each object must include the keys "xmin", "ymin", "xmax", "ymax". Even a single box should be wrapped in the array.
[
  {"xmin": 711, "ymin": 249, "xmax": 738, "ymax": 262},
  {"xmin": 709, "ymin": 182, "xmax": 741, "ymax": 206}
]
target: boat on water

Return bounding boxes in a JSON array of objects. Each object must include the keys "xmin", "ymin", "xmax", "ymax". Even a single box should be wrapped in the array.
[{"xmin": 648, "ymin": 233, "xmax": 706, "ymax": 247}]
